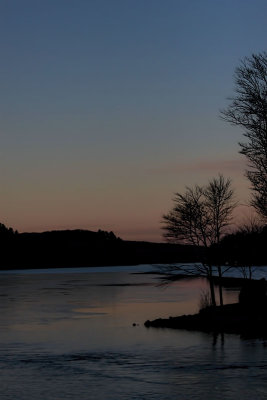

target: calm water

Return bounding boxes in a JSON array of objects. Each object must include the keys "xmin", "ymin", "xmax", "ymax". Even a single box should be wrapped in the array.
[{"xmin": 1, "ymin": 265, "xmax": 267, "ymax": 400}]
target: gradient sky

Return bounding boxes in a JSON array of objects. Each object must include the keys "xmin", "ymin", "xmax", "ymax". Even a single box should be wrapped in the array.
[{"xmin": 0, "ymin": 0, "xmax": 266, "ymax": 241}]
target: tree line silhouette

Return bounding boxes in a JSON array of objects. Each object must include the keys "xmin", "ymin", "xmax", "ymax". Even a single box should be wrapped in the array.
[
  {"xmin": 0, "ymin": 222, "xmax": 265, "ymax": 270},
  {"xmin": 0, "ymin": 225, "xmax": 200, "ymax": 269}
]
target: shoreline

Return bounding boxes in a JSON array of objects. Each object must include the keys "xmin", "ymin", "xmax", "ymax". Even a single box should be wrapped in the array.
[{"xmin": 144, "ymin": 302, "xmax": 267, "ymax": 338}]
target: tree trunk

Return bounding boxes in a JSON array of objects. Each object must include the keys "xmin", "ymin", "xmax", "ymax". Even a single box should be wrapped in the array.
[
  {"xmin": 218, "ymin": 265, "xmax": 224, "ymax": 306},
  {"xmin": 208, "ymin": 265, "xmax": 216, "ymax": 307}
]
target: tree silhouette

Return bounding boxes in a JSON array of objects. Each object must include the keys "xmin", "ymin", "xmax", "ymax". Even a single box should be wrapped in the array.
[
  {"xmin": 162, "ymin": 175, "xmax": 236, "ymax": 306},
  {"xmin": 221, "ymin": 52, "xmax": 267, "ymax": 220},
  {"xmin": 0, "ymin": 223, "xmax": 16, "ymax": 237}
]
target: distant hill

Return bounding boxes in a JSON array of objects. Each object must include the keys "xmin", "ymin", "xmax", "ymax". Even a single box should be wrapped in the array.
[{"xmin": 0, "ymin": 228, "xmax": 200, "ymax": 269}]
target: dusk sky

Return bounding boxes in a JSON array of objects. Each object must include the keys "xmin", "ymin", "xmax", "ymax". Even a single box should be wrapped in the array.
[{"xmin": 1, "ymin": 0, "xmax": 266, "ymax": 241}]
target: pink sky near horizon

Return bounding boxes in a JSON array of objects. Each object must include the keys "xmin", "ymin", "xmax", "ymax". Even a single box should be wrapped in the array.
[
  {"xmin": 1, "ymin": 155, "xmax": 254, "ymax": 243},
  {"xmin": 0, "ymin": 1, "xmax": 266, "ymax": 242}
]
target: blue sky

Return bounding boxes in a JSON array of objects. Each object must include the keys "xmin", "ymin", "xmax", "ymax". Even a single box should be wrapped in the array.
[{"xmin": 0, "ymin": 0, "xmax": 266, "ymax": 241}]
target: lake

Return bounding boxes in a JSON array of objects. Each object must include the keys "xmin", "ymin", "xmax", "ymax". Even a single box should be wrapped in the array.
[{"xmin": 1, "ymin": 264, "xmax": 267, "ymax": 400}]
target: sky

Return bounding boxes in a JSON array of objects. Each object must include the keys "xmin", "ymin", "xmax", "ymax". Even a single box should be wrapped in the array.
[{"xmin": 0, "ymin": 0, "xmax": 266, "ymax": 241}]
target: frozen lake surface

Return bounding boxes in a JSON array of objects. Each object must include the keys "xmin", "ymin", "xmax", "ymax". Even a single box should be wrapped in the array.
[{"xmin": 1, "ymin": 264, "xmax": 267, "ymax": 399}]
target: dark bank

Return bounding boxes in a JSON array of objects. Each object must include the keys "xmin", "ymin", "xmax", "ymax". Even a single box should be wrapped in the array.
[
  {"xmin": 145, "ymin": 276, "xmax": 267, "ymax": 338},
  {"xmin": 0, "ymin": 222, "xmax": 267, "ymax": 270}
]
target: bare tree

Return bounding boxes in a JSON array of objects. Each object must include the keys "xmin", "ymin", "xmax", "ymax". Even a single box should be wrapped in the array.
[
  {"xmin": 221, "ymin": 52, "xmax": 267, "ymax": 220},
  {"xmin": 162, "ymin": 175, "xmax": 236, "ymax": 307}
]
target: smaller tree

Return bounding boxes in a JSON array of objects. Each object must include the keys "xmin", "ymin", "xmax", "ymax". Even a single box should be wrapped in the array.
[{"xmin": 162, "ymin": 175, "xmax": 236, "ymax": 307}]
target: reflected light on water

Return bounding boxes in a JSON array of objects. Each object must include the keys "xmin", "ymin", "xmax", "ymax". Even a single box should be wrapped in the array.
[{"xmin": 0, "ymin": 266, "xmax": 261, "ymax": 400}]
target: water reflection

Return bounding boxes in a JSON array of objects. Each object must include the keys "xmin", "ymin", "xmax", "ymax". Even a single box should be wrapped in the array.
[{"xmin": 1, "ymin": 267, "xmax": 266, "ymax": 400}]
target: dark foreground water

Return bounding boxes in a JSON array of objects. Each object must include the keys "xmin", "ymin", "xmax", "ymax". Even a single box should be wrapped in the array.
[{"xmin": 1, "ymin": 265, "xmax": 267, "ymax": 400}]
